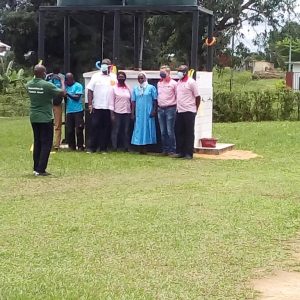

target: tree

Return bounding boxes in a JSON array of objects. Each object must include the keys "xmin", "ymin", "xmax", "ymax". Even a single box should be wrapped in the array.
[
  {"xmin": 0, "ymin": 0, "xmax": 297, "ymax": 72},
  {"xmin": 266, "ymin": 21, "xmax": 300, "ymax": 68}
]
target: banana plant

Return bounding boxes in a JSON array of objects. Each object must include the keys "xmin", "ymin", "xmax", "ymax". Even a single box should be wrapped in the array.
[{"xmin": 0, "ymin": 58, "xmax": 25, "ymax": 94}]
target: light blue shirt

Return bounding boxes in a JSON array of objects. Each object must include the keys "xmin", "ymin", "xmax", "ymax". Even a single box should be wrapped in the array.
[{"xmin": 66, "ymin": 82, "xmax": 83, "ymax": 114}]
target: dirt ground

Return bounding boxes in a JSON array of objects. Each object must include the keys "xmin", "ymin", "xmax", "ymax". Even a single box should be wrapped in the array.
[
  {"xmin": 252, "ymin": 238, "xmax": 300, "ymax": 299},
  {"xmin": 194, "ymin": 150, "xmax": 261, "ymax": 160}
]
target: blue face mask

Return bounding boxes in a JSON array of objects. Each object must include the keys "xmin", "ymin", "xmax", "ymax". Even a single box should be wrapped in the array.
[
  {"xmin": 101, "ymin": 64, "xmax": 109, "ymax": 73},
  {"xmin": 177, "ymin": 71, "xmax": 184, "ymax": 79},
  {"xmin": 160, "ymin": 72, "xmax": 167, "ymax": 79}
]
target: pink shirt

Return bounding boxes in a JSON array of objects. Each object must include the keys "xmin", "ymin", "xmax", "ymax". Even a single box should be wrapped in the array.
[
  {"xmin": 176, "ymin": 77, "xmax": 200, "ymax": 113},
  {"xmin": 157, "ymin": 78, "xmax": 177, "ymax": 107},
  {"xmin": 108, "ymin": 85, "xmax": 131, "ymax": 114}
]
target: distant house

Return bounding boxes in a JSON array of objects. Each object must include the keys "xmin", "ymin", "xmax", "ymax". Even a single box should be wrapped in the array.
[
  {"xmin": 244, "ymin": 58, "xmax": 274, "ymax": 73},
  {"xmin": 286, "ymin": 62, "xmax": 300, "ymax": 90},
  {"xmin": 0, "ymin": 42, "xmax": 11, "ymax": 56}
]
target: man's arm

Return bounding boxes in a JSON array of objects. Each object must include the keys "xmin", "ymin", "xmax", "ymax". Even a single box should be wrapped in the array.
[
  {"xmin": 196, "ymin": 96, "xmax": 201, "ymax": 111},
  {"xmin": 88, "ymin": 89, "xmax": 94, "ymax": 113},
  {"xmin": 58, "ymin": 75, "xmax": 66, "ymax": 97}
]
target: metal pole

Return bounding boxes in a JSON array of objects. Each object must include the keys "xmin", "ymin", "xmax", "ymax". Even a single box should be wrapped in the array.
[
  {"xmin": 206, "ymin": 15, "xmax": 214, "ymax": 72},
  {"xmin": 64, "ymin": 15, "xmax": 70, "ymax": 74},
  {"xmin": 230, "ymin": 29, "xmax": 235, "ymax": 92},
  {"xmin": 138, "ymin": 14, "xmax": 145, "ymax": 71},
  {"xmin": 113, "ymin": 10, "xmax": 120, "ymax": 66},
  {"xmin": 288, "ymin": 40, "xmax": 292, "ymax": 72},
  {"xmin": 38, "ymin": 10, "xmax": 45, "ymax": 63},
  {"xmin": 191, "ymin": 10, "xmax": 199, "ymax": 72},
  {"xmin": 101, "ymin": 15, "xmax": 105, "ymax": 60},
  {"xmin": 134, "ymin": 15, "xmax": 139, "ymax": 70}
]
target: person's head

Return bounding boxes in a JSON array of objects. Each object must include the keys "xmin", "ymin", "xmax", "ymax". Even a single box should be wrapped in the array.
[
  {"xmin": 137, "ymin": 72, "xmax": 147, "ymax": 85},
  {"xmin": 53, "ymin": 66, "xmax": 61, "ymax": 75},
  {"xmin": 34, "ymin": 64, "xmax": 47, "ymax": 79},
  {"xmin": 101, "ymin": 58, "xmax": 112, "ymax": 75},
  {"xmin": 177, "ymin": 65, "xmax": 189, "ymax": 80},
  {"xmin": 160, "ymin": 65, "xmax": 171, "ymax": 80},
  {"xmin": 65, "ymin": 73, "xmax": 75, "ymax": 86},
  {"xmin": 117, "ymin": 71, "xmax": 126, "ymax": 85}
]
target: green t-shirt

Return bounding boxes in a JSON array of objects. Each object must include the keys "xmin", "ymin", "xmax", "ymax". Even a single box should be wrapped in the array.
[{"xmin": 26, "ymin": 78, "xmax": 62, "ymax": 123}]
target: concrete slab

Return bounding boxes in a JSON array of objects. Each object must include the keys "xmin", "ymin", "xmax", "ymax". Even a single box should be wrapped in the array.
[{"xmin": 195, "ymin": 143, "xmax": 235, "ymax": 155}]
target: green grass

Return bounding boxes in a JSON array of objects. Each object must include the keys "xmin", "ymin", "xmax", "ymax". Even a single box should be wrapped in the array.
[
  {"xmin": 213, "ymin": 68, "xmax": 284, "ymax": 92},
  {"xmin": 0, "ymin": 118, "xmax": 300, "ymax": 299}
]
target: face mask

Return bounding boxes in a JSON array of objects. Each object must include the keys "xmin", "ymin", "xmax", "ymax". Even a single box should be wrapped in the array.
[
  {"xmin": 177, "ymin": 71, "xmax": 185, "ymax": 80},
  {"xmin": 160, "ymin": 72, "xmax": 167, "ymax": 79},
  {"xmin": 118, "ymin": 79, "xmax": 125, "ymax": 84},
  {"xmin": 101, "ymin": 64, "xmax": 109, "ymax": 73}
]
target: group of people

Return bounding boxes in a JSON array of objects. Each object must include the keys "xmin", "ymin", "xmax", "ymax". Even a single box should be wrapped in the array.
[{"xmin": 26, "ymin": 59, "xmax": 200, "ymax": 176}]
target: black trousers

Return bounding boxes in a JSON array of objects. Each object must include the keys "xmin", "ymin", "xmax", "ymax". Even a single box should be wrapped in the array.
[
  {"xmin": 90, "ymin": 109, "xmax": 111, "ymax": 152},
  {"xmin": 66, "ymin": 111, "xmax": 84, "ymax": 150},
  {"xmin": 31, "ymin": 121, "xmax": 53, "ymax": 173},
  {"xmin": 111, "ymin": 113, "xmax": 131, "ymax": 150},
  {"xmin": 84, "ymin": 103, "xmax": 92, "ymax": 150},
  {"xmin": 175, "ymin": 112, "xmax": 196, "ymax": 157}
]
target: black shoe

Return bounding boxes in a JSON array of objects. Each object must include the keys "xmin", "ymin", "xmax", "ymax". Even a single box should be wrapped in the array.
[
  {"xmin": 171, "ymin": 153, "xmax": 185, "ymax": 158},
  {"xmin": 159, "ymin": 152, "xmax": 168, "ymax": 156},
  {"xmin": 78, "ymin": 147, "xmax": 85, "ymax": 151},
  {"xmin": 34, "ymin": 171, "xmax": 51, "ymax": 176},
  {"xmin": 184, "ymin": 155, "xmax": 193, "ymax": 160}
]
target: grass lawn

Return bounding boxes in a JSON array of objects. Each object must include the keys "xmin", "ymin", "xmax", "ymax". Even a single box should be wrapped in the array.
[
  {"xmin": 0, "ymin": 118, "xmax": 300, "ymax": 299},
  {"xmin": 213, "ymin": 69, "xmax": 283, "ymax": 92}
]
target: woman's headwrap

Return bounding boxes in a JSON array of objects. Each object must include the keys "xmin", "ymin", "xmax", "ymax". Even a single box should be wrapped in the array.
[{"xmin": 137, "ymin": 72, "xmax": 148, "ymax": 96}]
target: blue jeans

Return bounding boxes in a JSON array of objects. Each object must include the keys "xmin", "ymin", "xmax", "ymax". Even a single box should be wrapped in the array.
[{"xmin": 158, "ymin": 106, "xmax": 176, "ymax": 154}]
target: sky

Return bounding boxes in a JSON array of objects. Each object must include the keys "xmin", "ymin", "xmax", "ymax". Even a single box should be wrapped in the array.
[{"xmin": 239, "ymin": 2, "xmax": 300, "ymax": 51}]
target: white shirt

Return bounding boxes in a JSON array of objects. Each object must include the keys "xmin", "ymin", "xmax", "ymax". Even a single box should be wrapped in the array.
[{"xmin": 86, "ymin": 72, "xmax": 117, "ymax": 109}]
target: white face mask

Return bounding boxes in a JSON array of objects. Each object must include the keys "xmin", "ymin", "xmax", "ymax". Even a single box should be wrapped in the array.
[
  {"xmin": 101, "ymin": 64, "xmax": 109, "ymax": 73},
  {"xmin": 177, "ymin": 71, "xmax": 184, "ymax": 80}
]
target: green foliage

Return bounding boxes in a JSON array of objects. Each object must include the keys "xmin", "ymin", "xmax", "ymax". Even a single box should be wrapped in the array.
[
  {"xmin": 0, "ymin": 93, "xmax": 29, "ymax": 117},
  {"xmin": 213, "ymin": 90, "xmax": 300, "ymax": 122},
  {"xmin": 0, "ymin": 58, "xmax": 26, "ymax": 94},
  {"xmin": 267, "ymin": 21, "xmax": 300, "ymax": 68},
  {"xmin": 0, "ymin": 0, "xmax": 296, "ymax": 72}
]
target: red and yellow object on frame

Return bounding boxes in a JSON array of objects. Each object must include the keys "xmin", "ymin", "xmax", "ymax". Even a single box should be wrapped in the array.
[{"xmin": 204, "ymin": 37, "xmax": 217, "ymax": 47}]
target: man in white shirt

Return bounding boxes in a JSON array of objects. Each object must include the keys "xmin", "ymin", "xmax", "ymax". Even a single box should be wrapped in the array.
[{"xmin": 87, "ymin": 58, "xmax": 116, "ymax": 153}]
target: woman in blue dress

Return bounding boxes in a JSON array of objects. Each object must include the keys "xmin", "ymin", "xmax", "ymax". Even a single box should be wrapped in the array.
[{"xmin": 131, "ymin": 72, "xmax": 158, "ymax": 154}]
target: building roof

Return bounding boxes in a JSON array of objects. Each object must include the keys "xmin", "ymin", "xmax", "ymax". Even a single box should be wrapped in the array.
[{"xmin": 0, "ymin": 42, "xmax": 11, "ymax": 50}]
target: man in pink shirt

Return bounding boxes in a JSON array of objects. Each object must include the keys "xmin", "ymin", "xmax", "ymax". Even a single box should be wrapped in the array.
[
  {"xmin": 175, "ymin": 65, "xmax": 201, "ymax": 159},
  {"xmin": 157, "ymin": 65, "xmax": 177, "ymax": 155}
]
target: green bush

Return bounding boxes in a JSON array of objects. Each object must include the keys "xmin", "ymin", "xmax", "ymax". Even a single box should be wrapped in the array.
[
  {"xmin": 0, "ymin": 93, "xmax": 29, "ymax": 117},
  {"xmin": 213, "ymin": 90, "xmax": 300, "ymax": 122}
]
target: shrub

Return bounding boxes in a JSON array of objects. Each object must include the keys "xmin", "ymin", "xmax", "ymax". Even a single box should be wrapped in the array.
[
  {"xmin": 0, "ymin": 93, "xmax": 29, "ymax": 117},
  {"xmin": 213, "ymin": 90, "xmax": 299, "ymax": 122}
]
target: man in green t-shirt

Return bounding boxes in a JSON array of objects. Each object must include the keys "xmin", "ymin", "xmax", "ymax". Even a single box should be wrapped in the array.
[{"xmin": 26, "ymin": 64, "xmax": 65, "ymax": 176}]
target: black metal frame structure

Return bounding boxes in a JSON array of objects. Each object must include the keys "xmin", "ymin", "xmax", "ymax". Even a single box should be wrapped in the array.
[{"xmin": 38, "ymin": 5, "xmax": 214, "ymax": 73}]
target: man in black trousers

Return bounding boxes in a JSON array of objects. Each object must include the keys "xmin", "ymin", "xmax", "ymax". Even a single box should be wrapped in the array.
[
  {"xmin": 174, "ymin": 65, "xmax": 200, "ymax": 159},
  {"xmin": 26, "ymin": 64, "xmax": 65, "ymax": 176}
]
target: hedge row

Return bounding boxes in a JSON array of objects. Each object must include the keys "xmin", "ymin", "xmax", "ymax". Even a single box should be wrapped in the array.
[
  {"xmin": 0, "ymin": 94, "xmax": 29, "ymax": 117},
  {"xmin": 213, "ymin": 90, "xmax": 300, "ymax": 122},
  {"xmin": 1, "ymin": 90, "xmax": 300, "ymax": 122}
]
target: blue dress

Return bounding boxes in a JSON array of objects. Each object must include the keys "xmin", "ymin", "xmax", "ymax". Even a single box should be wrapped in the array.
[{"xmin": 131, "ymin": 84, "xmax": 157, "ymax": 145}]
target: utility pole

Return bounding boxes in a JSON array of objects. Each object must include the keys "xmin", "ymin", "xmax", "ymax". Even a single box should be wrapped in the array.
[
  {"xmin": 230, "ymin": 28, "xmax": 235, "ymax": 91},
  {"xmin": 288, "ymin": 1, "xmax": 292, "ymax": 72}
]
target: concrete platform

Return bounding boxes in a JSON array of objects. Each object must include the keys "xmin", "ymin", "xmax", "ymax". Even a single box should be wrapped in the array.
[{"xmin": 195, "ymin": 143, "xmax": 235, "ymax": 155}]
